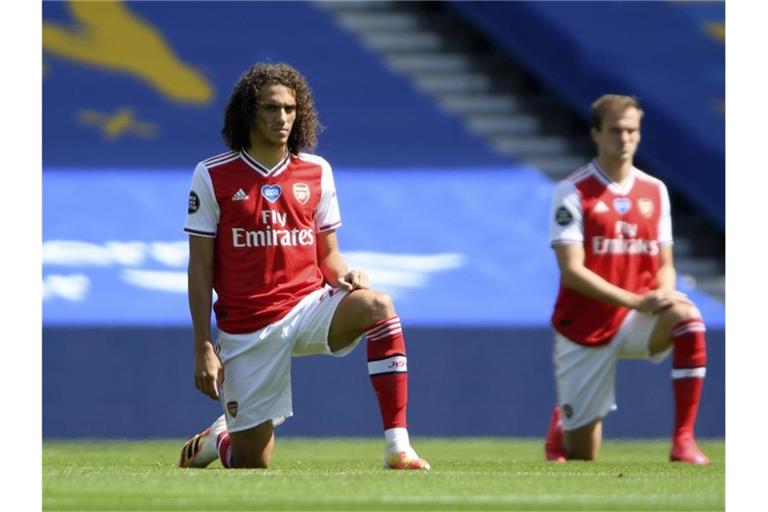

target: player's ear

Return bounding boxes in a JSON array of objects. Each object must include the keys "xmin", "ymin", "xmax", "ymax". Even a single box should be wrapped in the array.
[{"xmin": 590, "ymin": 127, "xmax": 600, "ymax": 144}]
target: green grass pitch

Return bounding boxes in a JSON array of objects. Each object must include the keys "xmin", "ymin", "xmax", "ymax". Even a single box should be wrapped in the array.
[{"xmin": 44, "ymin": 438, "xmax": 724, "ymax": 511}]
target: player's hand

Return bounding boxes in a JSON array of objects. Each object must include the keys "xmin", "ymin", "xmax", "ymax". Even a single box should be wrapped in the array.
[
  {"xmin": 337, "ymin": 269, "xmax": 370, "ymax": 291},
  {"xmin": 635, "ymin": 289, "xmax": 692, "ymax": 315},
  {"xmin": 194, "ymin": 341, "xmax": 224, "ymax": 400}
]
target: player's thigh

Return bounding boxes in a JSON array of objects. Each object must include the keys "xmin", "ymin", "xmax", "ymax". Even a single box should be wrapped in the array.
[
  {"xmin": 217, "ymin": 327, "xmax": 293, "ymax": 433},
  {"xmin": 614, "ymin": 309, "xmax": 664, "ymax": 360},
  {"xmin": 290, "ymin": 287, "xmax": 362, "ymax": 358},
  {"xmin": 229, "ymin": 420, "xmax": 275, "ymax": 468},
  {"xmin": 327, "ymin": 288, "xmax": 396, "ymax": 352},
  {"xmin": 554, "ymin": 333, "xmax": 619, "ymax": 431}
]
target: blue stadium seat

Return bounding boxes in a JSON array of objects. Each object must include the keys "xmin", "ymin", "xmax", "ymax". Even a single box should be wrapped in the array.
[
  {"xmin": 43, "ymin": 1, "xmax": 508, "ymax": 168},
  {"xmin": 450, "ymin": 1, "xmax": 725, "ymax": 227}
]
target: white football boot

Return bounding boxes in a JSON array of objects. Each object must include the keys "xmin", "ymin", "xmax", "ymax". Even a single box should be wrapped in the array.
[
  {"xmin": 178, "ymin": 415, "xmax": 227, "ymax": 468},
  {"xmin": 382, "ymin": 428, "xmax": 430, "ymax": 470},
  {"xmin": 383, "ymin": 447, "xmax": 431, "ymax": 470}
]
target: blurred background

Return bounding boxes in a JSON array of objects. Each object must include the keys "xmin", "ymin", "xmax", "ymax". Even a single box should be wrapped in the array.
[{"xmin": 42, "ymin": 1, "xmax": 724, "ymax": 440}]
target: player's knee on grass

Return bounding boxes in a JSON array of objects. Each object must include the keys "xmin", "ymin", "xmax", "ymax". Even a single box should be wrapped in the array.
[
  {"xmin": 230, "ymin": 424, "xmax": 275, "ymax": 469},
  {"xmin": 564, "ymin": 419, "xmax": 601, "ymax": 460},
  {"xmin": 231, "ymin": 452, "xmax": 270, "ymax": 468},
  {"xmin": 565, "ymin": 444, "xmax": 598, "ymax": 461},
  {"xmin": 231, "ymin": 441, "xmax": 274, "ymax": 468}
]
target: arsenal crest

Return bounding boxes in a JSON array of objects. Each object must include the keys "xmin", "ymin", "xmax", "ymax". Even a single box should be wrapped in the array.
[
  {"xmin": 226, "ymin": 401, "xmax": 238, "ymax": 418},
  {"xmin": 293, "ymin": 183, "xmax": 310, "ymax": 205},
  {"xmin": 638, "ymin": 198, "xmax": 654, "ymax": 218}
]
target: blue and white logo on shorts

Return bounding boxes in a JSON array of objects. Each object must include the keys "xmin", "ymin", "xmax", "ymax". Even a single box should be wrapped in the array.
[{"xmin": 261, "ymin": 185, "xmax": 282, "ymax": 203}]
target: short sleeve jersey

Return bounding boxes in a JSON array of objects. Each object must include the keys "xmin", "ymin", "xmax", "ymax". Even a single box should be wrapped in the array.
[
  {"xmin": 185, "ymin": 150, "xmax": 342, "ymax": 334},
  {"xmin": 549, "ymin": 160, "xmax": 673, "ymax": 346}
]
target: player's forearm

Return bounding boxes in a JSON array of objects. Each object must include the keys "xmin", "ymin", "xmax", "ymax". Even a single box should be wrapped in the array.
[
  {"xmin": 187, "ymin": 264, "xmax": 214, "ymax": 349},
  {"xmin": 655, "ymin": 263, "xmax": 676, "ymax": 291},
  {"xmin": 561, "ymin": 265, "xmax": 640, "ymax": 309},
  {"xmin": 319, "ymin": 249, "xmax": 349, "ymax": 288}
]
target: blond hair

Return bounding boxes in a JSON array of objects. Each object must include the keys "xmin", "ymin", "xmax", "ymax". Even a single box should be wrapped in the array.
[{"xmin": 591, "ymin": 95, "xmax": 643, "ymax": 130}]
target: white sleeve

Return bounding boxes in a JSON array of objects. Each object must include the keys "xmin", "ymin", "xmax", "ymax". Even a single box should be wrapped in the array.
[
  {"xmin": 184, "ymin": 163, "xmax": 219, "ymax": 238},
  {"xmin": 658, "ymin": 181, "xmax": 673, "ymax": 245},
  {"xmin": 549, "ymin": 180, "xmax": 583, "ymax": 246},
  {"xmin": 315, "ymin": 158, "xmax": 342, "ymax": 232}
]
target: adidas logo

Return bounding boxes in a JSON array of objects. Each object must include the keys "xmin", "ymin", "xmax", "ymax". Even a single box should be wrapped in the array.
[
  {"xmin": 232, "ymin": 188, "xmax": 249, "ymax": 201},
  {"xmin": 594, "ymin": 201, "xmax": 609, "ymax": 213}
]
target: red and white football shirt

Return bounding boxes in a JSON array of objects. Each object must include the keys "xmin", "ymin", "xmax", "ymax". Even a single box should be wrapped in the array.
[
  {"xmin": 549, "ymin": 160, "xmax": 673, "ymax": 346},
  {"xmin": 184, "ymin": 150, "xmax": 341, "ymax": 334}
]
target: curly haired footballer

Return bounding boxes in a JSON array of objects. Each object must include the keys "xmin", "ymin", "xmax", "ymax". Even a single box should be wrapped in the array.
[
  {"xmin": 221, "ymin": 63, "xmax": 322, "ymax": 154},
  {"xmin": 182, "ymin": 61, "xmax": 431, "ymax": 471}
]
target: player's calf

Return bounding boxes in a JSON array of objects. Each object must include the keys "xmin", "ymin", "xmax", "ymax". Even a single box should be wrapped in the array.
[
  {"xmin": 365, "ymin": 312, "xmax": 430, "ymax": 470},
  {"xmin": 366, "ymin": 316, "xmax": 408, "ymax": 430},
  {"xmin": 665, "ymin": 305, "xmax": 708, "ymax": 464},
  {"xmin": 671, "ymin": 317, "xmax": 707, "ymax": 431},
  {"xmin": 331, "ymin": 290, "xmax": 430, "ymax": 469}
]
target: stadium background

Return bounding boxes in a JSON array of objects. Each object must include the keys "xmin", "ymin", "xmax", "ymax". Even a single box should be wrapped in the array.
[{"xmin": 42, "ymin": 1, "xmax": 724, "ymax": 440}]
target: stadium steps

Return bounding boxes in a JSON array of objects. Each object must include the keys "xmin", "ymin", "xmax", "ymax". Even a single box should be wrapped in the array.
[
  {"xmin": 317, "ymin": 0, "xmax": 724, "ymax": 303},
  {"xmin": 319, "ymin": 0, "xmax": 593, "ymax": 178}
]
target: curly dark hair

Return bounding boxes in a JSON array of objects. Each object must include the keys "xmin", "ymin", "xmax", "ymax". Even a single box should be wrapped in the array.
[{"xmin": 221, "ymin": 63, "xmax": 322, "ymax": 154}]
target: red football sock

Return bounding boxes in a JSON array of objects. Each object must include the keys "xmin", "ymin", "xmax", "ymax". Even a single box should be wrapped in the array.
[
  {"xmin": 365, "ymin": 316, "xmax": 408, "ymax": 430},
  {"xmin": 216, "ymin": 431, "xmax": 232, "ymax": 468},
  {"xmin": 670, "ymin": 319, "xmax": 707, "ymax": 441}
]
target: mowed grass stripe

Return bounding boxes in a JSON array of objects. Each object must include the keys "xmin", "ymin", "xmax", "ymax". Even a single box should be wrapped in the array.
[{"xmin": 43, "ymin": 438, "xmax": 724, "ymax": 511}]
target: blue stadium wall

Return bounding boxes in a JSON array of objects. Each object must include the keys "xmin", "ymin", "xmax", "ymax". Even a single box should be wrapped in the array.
[
  {"xmin": 43, "ymin": 1, "xmax": 725, "ymax": 440},
  {"xmin": 44, "ymin": 326, "xmax": 724, "ymax": 439},
  {"xmin": 43, "ymin": 169, "xmax": 725, "ymax": 439}
]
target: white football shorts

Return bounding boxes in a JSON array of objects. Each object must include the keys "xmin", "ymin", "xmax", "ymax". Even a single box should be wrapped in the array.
[
  {"xmin": 553, "ymin": 309, "xmax": 672, "ymax": 430},
  {"xmin": 214, "ymin": 286, "xmax": 361, "ymax": 433}
]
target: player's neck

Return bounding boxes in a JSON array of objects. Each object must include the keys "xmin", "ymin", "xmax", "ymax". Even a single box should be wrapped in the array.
[
  {"xmin": 595, "ymin": 156, "xmax": 633, "ymax": 184},
  {"xmin": 246, "ymin": 143, "xmax": 289, "ymax": 169}
]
